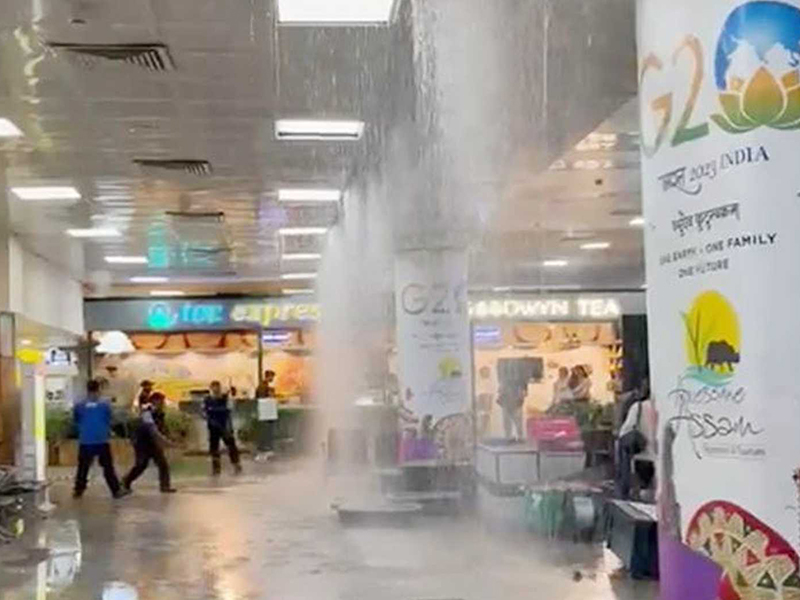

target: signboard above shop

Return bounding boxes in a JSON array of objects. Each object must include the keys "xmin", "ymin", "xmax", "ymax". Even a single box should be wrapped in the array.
[
  {"xmin": 85, "ymin": 292, "xmax": 645, "ymax": 332},
  {"xmin": 85, "ymin": 298, "xmax": 321, "ymax": 332},
  {"xmin": 469, "ymin": 293, "xmax": 644, "ymax": 322}
]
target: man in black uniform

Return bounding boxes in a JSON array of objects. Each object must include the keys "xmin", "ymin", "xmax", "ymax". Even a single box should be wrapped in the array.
[
  {"xmin": 204, "ymin": 381, "xmax": 242, "ymax": 476},
  {"xmin": 123, "ymin": 392, "xmax": 177, "ymax": 493}
]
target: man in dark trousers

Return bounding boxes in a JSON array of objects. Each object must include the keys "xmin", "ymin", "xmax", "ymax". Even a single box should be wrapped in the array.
[
  {"xmin": 73, "ymin": 380, "xmax": 130, "ymax": 499},
  {"xmin": 204, "ymin": 381, "xmax": 242, "ymax": 476},
  {"xmin": 123, "ymin": 392, "xmax": 178, "ymax": 494}
]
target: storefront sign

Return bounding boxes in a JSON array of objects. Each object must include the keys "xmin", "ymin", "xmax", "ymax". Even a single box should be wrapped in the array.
[
  {"xmin": 262, "ymin": 331, "xmax": 292, "ymax": 345},
  {"xmin": 469, "ymin": 297, "xmax": 622, "ymax": 321},
  {"xmin": 85, "ymin": 298, "xmax": 321, "ymax": 332},
  {"xmin": 639, "ymin": 1, "xmax": 800, "ymax": 597},
  {"xmin": 473, "ymin": 325, "xmax": 502, "ymax": 346}
]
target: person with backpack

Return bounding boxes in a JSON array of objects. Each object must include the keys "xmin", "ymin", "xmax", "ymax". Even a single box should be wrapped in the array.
[{"xmin": 122, "ymin": 392, "xmax": 178, "ymax": 494}]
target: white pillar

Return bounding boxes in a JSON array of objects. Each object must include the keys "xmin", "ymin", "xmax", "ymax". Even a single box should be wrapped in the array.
[
  {"xmin": 19, "ymin": 362, "xmax": 46, "ymax": 482},
  {"xmin": 638, "ymin": 1, "xmax": 800, "ymax": 597},
  {"xmin": 394, "ymin": 248, "xmax": 472, "ymax": 461}
]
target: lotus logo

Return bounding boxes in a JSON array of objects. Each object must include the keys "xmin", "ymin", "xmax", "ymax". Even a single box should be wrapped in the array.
[
  {"xmin": 147, "ymin": 303, "xmax": 178, "ymax": 330},
  {"xmin": 712, "ymin": 1, "xmax": 800, "ymax": 133}
]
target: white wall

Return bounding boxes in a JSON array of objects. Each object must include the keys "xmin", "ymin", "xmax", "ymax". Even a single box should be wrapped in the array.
[{"xmin": 4, "ymin": 237, "xmax": 83, "ymax": 336}]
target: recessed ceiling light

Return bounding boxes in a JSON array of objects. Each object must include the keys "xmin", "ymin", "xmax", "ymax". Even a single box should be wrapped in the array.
[
  {"xmin": 130, "ymin": 276, "xmax": 169, "ymax": 284},
  {"xmin": 0, "ymin": 118, "xmax": 23, "ymax": 138},
  {"xmin": 20, "ymin": 339, "xmax": 32, "ymax": 346},
  {"xmin": 278, "ymin": 227, "xmax": 329, "ymax": 236},
  {"xmin": 278, "ymin": 189, "xmax": 342, "ymax": 203},
  {"xmin": 275, "ymin": 119, "xmax": 365, "ymax": 141},
  {"xmin": 492, "ymin": 286, "xmax": 512, "ymax": 293},
  {"xmin": 282, "ymin": 253, "xmax": 323, "ymax": 261},
  {"xmin": 13, "ymin": 186, "xmax": 80, "ymax": 201},
  {"xmin": 66, "ymin": 228, "xmax": 120, "ymax": 239},
  {"xmin": 580, "ymin": 242, "xmax": 611, "ymax": 250},
  {"xmin": 543, "ymin": 259, "xmax": 569, "ymax": 267},
  {"xmin": 281, "ymin": 273, "xmax": 318, "ymax": 280},
  {"xmin": 149, "ymin": 290, "xmax": 185, "ymax": 297},
  {"xmin": 283, "ymin": 288, "xmax": 315, "ymax": 295},
  {"xmin": 629, "ymin": 217, "xmax": 645, "ymax": 227},
  {"xmin": 278, "ymin": 0, "xmax": 396, "ymax": 24},
  {"xmin": 105, "ymin": 256, "xmax": 148, "ymax": 265}
]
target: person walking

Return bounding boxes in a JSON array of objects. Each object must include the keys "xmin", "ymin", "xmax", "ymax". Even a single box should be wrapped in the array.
[
  {"xmin": 73, "ymin": 380, "xmax": 129, "ymax": 499},
  {"xmin": 498, "ymin": 381, "xmax": 525, "ymax": 441},
  {"xmin": 122, "ymin": 392, "xmax": 178, "ymax": 494},
  {"xmin": 203, "ymin": 381, "xmax": 242, "ymax": 476},
  {"xmin": 255, "ymin": 370, "xmax": 278, "ymax": 461},
  {"xmin": 136, "ymin": 380, "xmax": 154, "ymax": 409}
]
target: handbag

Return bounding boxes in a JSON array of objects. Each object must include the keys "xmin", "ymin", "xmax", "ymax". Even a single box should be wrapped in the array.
[{"xmin": 627, "ymin": 401, "xmax": 648, "ymax": 454}]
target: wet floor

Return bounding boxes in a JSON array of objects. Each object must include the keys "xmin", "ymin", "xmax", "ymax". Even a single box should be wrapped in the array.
[{"xmin": 0, "ymin": 460, "xmax": 658, "ymax": 600}]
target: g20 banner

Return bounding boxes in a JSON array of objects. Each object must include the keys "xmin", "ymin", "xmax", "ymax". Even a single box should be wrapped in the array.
[{"xmin": 638, "ymin": 1, "xmax": 800, "ymax": 598}]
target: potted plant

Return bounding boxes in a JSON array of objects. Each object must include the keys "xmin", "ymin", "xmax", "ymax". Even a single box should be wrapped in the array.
[{"xmin": 46, "ymin": 406, "xmax": 75, "ymax": 466}]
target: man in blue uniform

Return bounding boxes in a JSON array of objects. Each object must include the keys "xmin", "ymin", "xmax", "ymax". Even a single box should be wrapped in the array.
[
  {"xmin": 123, "ymin": 392, "xmax": 178, "ymax": 494},
  {"xmin": 73, "ymin": 380, "xmax": 129, "ymax": 499},
  {"xmin": 203, "ymin": 381, "xmax": 242, "ymax": 476}
]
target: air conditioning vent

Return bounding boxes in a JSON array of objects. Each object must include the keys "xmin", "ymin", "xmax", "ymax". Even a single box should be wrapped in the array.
[
  {"xmin": 46, "ymin": 43, "xmax": 175, "ymax": 72},
  {"xmin": 165, "ymin": 210, "xmax": 225, "ymax": 222},
  {"xmin": 134, "ymin": 159, "xmax": 213, "ymax": 177}
]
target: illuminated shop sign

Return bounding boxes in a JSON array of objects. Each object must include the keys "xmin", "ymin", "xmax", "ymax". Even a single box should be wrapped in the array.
[
  {"xmin": 144, "ymin": 301, "xmax": 321, "ymax": 330},
  {"xmin": 231, "ymin": 302, "xmax": 320, "ymax": 328},
  {"xmin": 473, "ymin": 326, "xmax": 502, "ymax": 346},
  {"xmin": 84, "ymin": 298, "xmax": 322, "ymax": 332},
  {"xmin": 86, "ymin": 294, "xmax": 634, "ymax": 332},
  {"xmin": 262, "ymin": 331, "xmax": 292, "ymax": 345},
  {"xmin": 468, "ymin": 297, "xmax": 622, "ymax": 321},
  {"xmin": 146, "ymin": 302, "xmax": 226, "ymax": 330}
]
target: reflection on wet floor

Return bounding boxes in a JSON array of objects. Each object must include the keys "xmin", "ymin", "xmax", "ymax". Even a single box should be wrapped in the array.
[{"xmin": 0, "ymin": 461, "xmax": 658, "ymax": 600}]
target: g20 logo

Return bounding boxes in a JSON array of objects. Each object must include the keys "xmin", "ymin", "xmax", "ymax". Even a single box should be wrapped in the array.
[
  {"xmin": 401, "ymin": 283, "xmax": 467, "ymax": 316},
  {"xmin": 641, "ymin": 1, "xmax": 800, "ymax": 158}
]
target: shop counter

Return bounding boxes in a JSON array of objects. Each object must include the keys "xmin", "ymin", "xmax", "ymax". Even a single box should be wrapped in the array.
[{"xmin": 476, "ymin": 440, "xmax": 586, "ymax": 487}]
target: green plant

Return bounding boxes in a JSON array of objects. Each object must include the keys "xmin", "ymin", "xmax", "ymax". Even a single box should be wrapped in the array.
[
  {"xmin": 163, "ymin": 408, "xmax": 194, "ymax": 442},
  {"xmin": 45, "ymin": 407, "xmax": 75, "ymax": 443}
]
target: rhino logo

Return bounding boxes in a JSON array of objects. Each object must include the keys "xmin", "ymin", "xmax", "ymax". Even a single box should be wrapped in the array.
[
  {"xmin": 682, "ymin": 291, "xmax": 740, "ymax": 387},
  {"xmin": 705, "ymin": 340, "xmax": 740, "ymax": 372}
]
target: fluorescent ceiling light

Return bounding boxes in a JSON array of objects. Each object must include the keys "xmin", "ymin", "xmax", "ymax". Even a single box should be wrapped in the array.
[
  {"xmin": 13, "ymin": 186, "xmax": 80, "ymax": 201},
  {"xmin": 130, "ymin": 276, "xmax": 169, "ymax": 284},
  {"xmin": 492, "ymin": 287, "xmax": 512, "ymax": 293},
  {"xmin": 276, "ymin": 119, "xmax": 364, "ymax": 141},
  {"xmin": 580, "ymin": 242, "xmax": 611, "ymax": 250},
  {"xmin": 20, "ymin": 339, "xmax": 32, "ymax": 346},
  {"xmin": 150, "ymin": 290, "xmax": 185, "ymax": 297},
  {"xmin": 543, "ymin": 260, "xmax": 569, "ymax": 267},
  {"xmin": 105, "ymin": 256, "xmax": 148, "ymax": 265},
  {"xmin": 0, "ymin": 118, "xmax": 23, "ymax": 138},
  {"xmin": 281, "ymin": 273, "xmax": 318, "ymax": 280},
  {"xmin": 67, "ymin": 228, "xmax": 120, "ymax": 239},
  {"xmin": 278, "ymin": 0, "xmax": 396, "ymax": 24},
  {"xmin": 282, "ymin": 253, "xmax": 323, "ymax": 261},
  {"xmin": 629, "ymin": 216, "xmax": 645, "ymax": 227},
  {"xmin": 278, "ymin": 189, "xmax": 341, "ymax": 203},
  {"xmin": 278, "ymin": 227, "xmax": 328, "ymax": 236},
  {"xmin": 283, "ymin": 288, "xmax": 315, "ymax": 295}
]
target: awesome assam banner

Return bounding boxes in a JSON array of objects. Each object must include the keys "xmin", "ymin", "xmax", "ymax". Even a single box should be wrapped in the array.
[{"xmin": 638, "ymin": 1, "xmax": 800, "ymax": 597}]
